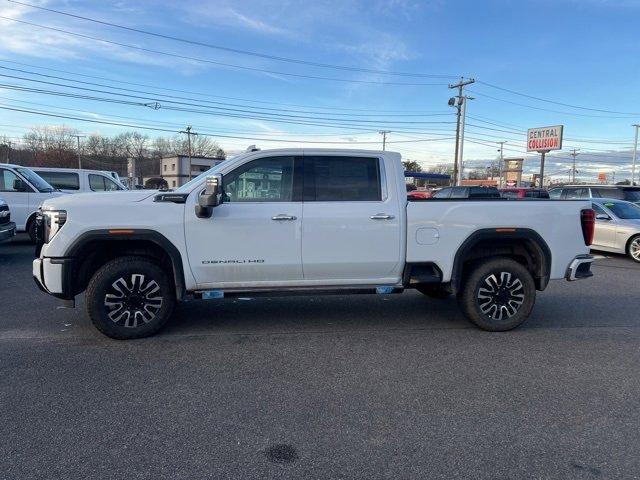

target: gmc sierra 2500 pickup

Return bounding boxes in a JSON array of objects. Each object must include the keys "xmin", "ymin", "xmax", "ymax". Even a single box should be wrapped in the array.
[{"xmin": 33, "ymin": 149, "xmax": 595, "ymax": 339}]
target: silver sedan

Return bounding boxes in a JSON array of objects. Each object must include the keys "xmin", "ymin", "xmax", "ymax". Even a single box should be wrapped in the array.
[{"xmin": 591, "ymin": 199, "xmax": 640, "ymax": 263}]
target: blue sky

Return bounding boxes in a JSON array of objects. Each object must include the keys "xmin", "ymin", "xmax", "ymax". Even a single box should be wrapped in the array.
[{"xmin": 0, "ymin": 0, "xmax": 639, "ymax": 181}]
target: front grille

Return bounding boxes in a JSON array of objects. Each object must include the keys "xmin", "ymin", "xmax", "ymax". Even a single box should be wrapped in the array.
[{"xmin": 0, "ymin": 205, "xmax": 10, "ymax": 225}]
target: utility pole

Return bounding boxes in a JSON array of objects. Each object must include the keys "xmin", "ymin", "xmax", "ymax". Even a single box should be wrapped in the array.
[
  {"xmin": 632, "ymin": 124, "xmax": 639, "ymax": 186},
  {"xmin": 378, "ymin": 130, "xmax": 390, "ymax": 151},
  {"xmin": 448, "ymin": 77, "xmax": 475, "ymax": 186},
  {"xmin": 569, "ymin": 148, "xmax": 580, "ymax": 183},
  {"xmin": 180, "ymin": 126, "xmax": 197, "ymax": 180},
  {"xmin": 497, "ymin": 141, "xmax": 506, "ymax": 188},
  {"xmin": 73, "ymin": 135, "xmax": 85, "ymax": 169}
]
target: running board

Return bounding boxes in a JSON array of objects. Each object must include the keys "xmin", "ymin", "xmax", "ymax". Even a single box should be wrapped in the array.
[{"xmin": 193, "ymin": 285, "xmax": 404, "ymax": 300}]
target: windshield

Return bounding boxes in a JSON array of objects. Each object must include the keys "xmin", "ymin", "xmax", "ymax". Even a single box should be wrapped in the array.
[
  {"xmin": 174, "ymin": 157, "xmax": 233, "ymax": 192},
  {"xmin": 16, "ymin": 167, "xmax": 55, "ymax": 192},
  {"xmin": 603, "ymin": 201, "xmax": 640, "ymax": 220}
]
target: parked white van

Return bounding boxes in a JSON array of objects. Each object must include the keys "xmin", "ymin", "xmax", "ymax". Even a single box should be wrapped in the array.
[
  {"xmin": 31, "ymin": 167, "xmax": 128, "ymax": 194},
  {"xmin": 0, "ymin": 163, "xmax": 66, "ymax": 241}
]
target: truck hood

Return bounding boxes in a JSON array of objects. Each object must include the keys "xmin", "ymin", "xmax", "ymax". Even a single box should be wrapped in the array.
[{"xmin": 41, "ymin": 190, "xmax": 157, "ymax": 209}]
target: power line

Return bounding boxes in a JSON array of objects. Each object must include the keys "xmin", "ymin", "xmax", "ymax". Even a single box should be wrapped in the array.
[
  {"xmin": 8, "ymin": 0, "xmax": 459, "ymax": 79},
  {"xmin": 476, "ymin": 80, "xmax": 640, "ymax": 115},
  {"xmin": 468, "ymin": 89, "xmax": 636, "ymax": 119},
  {"xmin": 0, "ymin": 59, "xmax": 451, "ymax": 114},
  {"xmin": 0, "ymin": 104, "xmax": 457, "ymax": 145},
  {"xmin": 0, "ymin": 16, "xmax": 448, "ymax": 87},
  {"xmin": 0, "ymin": 64, "xmax": 454, "ymax": 118}
]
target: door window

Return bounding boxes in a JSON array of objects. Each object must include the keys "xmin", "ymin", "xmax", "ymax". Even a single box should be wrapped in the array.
[
  {"xmin": 0, "ymin": 168, "xmax": 20, "ymax": 192},
  {"xmin": 89, "ymin": 174, "xmax": 123, "ymax": 191},
  {"xmin": 36, "ymin": 171, "xmax": 80, "ymax": 190},
  {"xmin": 224, "ymin": 156, "xmax": 295, "ymax": 202},
  {"xmin": 592, "ymin": 203, "xmax": 608, "ymax": 217},
  {"xmin": 432, "ymin": 188, "xmax": 451, "ymax": 199},
  {"xmin": 450, "ymin": 187, "xmax": 468, "ymax": 199},
  {"xmin": 548, "ymin": 189, "xmax": 562, "ymax": 199},
  {"xmin": 564, "ymin": 188, "xmax": 589, "ymax": 199},
  {"xmin": 304, "ymin": 156, "xmax": 381, "ymax": 201}
]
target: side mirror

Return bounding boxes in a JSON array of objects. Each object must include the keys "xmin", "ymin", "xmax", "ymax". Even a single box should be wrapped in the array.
[
  {"xmin": 596, "ymin": 213, "xmax": 611, "ymax": 221},
  {"xmin": 195, "ymin": 174, "xmax": 223, "ymax": 219},
  {"xmin": 13, "ymin": 178, "xmax": 27, "ymax": 192}
]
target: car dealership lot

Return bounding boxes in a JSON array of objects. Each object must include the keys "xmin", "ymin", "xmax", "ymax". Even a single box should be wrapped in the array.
[{"xmin": 2, "ymin": 234, "xmax": 640, "ymax": 479}]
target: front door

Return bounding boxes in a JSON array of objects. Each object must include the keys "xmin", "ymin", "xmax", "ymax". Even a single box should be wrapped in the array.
[
  {"xmin": 0, "ymin": 167, "xmax": 31, "ymax": 230},
  {"xmin": 301, "ymin": 155, "xmax": 403, "ymax": 283},
  {"xmin": 185, "ymin": 155, "xmax": 303, "ymax": 287}
]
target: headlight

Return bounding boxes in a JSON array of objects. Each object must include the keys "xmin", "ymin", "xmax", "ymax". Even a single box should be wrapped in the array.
[{"xmin": 42, "ymin": 209, "xmax": 67, "ymax": 243}]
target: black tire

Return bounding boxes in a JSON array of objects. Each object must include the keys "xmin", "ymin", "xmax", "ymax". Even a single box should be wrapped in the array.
[
  {"xmin": 458, "ymin": 257, "xmax": 536, "ymax": 332},
  {"xmin": 415, "ymin": 284, "xmax": 451, "ymax": 299},
  {"xmin": 27, "ymin": 218, "xmax": 37, "ymax": 244},
  {"xmin": 85, "ymin": 256, "xmax": 176, "ymax": 339},
  {"xmin": 627, "ymin": 235, "xmax": 640, "ymax": 263}
]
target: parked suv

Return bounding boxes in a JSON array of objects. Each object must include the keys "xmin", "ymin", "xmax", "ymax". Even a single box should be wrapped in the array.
[
  {"xmin": 500, "ymin": 188, "xmax": 550, "ymax": 199},
  {"xmin": 0, "ymin": 196, "xmax": 16, "ymax": 243},
  {"xmin": 549, "ymin": 185, "xmax": 640, "ymax": 204},
  {"xmin": 432, "ymin": 186, "xmax": 501, "ymax": 199},
  {"xmin": 0, "ymin": 164, "xmax": 65, "ymax": 242},
  {"xmin": 31, "ymin": 167, "xmax": 128, "ymax": 194}
]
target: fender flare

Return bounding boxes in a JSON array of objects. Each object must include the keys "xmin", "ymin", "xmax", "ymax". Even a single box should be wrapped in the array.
[
  {"xmin": 450, "ymin": 228, "xmax": 552, "ymax": 293},
  {"xmin": 64, "ymin": 229, "xmax": 186, "ymax": 300}
]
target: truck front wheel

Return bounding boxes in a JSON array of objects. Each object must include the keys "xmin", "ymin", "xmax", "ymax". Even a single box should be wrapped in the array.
[
  {"xmin": 85, "ymin": 256, "xmax": 176, "ymax": 339},
  {"xmin": 459, "ymin": 257, "xmax": 536, "ymax": 331}
]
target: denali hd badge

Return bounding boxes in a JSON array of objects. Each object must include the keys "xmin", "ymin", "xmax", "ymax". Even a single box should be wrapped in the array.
[{"xmin": 202, "ymin": 259, "xmax": 265, "ymax": 264}]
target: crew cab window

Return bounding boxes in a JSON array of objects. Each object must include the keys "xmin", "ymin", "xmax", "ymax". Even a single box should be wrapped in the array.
[
  {"xmin": 224, "ymin": 156, "xmax": 295, "ymax": 202},
  {"xmin": 0, "ymin": 168, "xmax": 22, "ymax": 192},
  {"xmin": 89, "ymin": 174, "xmax": 122, "ymax": 191},
  {"xmin": 35, "ymin": 171, "xmax": 80, "ymax": 190},
  {"xmin": 525, "ymin": 190, "xmax": 549, "ymax": 198},
  {"xmin": 304, "ymin": 156, "xmax": 381, "ymax": 201}
]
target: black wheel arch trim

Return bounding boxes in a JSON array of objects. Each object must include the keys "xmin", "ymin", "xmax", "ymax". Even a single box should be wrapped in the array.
[
  {"xmin": 451, "ymin": 228, "xmax": 552, "ymax": 294},
  {"xmin": 61, "ymin": 229, "xmax": 186, "ymax": 301}
]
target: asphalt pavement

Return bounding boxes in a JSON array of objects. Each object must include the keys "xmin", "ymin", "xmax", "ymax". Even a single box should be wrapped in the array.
[{"xmin": 1, "ymin": 234, "xmax": 640, "ymax": 480}]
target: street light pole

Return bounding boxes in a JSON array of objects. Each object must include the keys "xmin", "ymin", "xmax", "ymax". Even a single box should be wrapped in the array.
[
  {"xmin": 73, "ymin": 135, "xmax": 85, "ymax": 169},
  {"xmin": 632, "ymin": 124, "xmax": 639, "ymax": 186}
]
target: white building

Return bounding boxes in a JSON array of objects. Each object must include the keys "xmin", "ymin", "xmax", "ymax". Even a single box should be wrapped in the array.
[{"xmin": 161, "ymin": 155, "xmax": 225, "ymax": 188}]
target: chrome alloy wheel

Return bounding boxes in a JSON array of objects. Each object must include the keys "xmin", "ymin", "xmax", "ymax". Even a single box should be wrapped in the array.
[
  {"xmin": 477, "ymin": 272, "xmax": 525, "ymax": 321},
  {"xmin": 630, "ymin": 237, "xmax": 640, "ymax": 262},
  {"xmin": 104, "ymin": 274, "xmax": 163, "ymax": 328}
]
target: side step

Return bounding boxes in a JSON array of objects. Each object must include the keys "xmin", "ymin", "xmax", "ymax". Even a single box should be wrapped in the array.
[{"xmin": 193, "ymin": 285, "xmax": 404, "ymax": 300}]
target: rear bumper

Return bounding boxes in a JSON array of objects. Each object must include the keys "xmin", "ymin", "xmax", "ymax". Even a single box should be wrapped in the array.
[
  {"xmin": 0, "ymin": 222, "xmax": 16, "ymax": 243},
  {"xmin": 565, "ymin": 254, "xmax": 594, "ymax": 281}
]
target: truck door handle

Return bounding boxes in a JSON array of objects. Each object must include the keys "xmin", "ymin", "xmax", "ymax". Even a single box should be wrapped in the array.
[
  {"xmin": 370, "ymin": 213, "xmax": 394, "ymax": 220},
  {"xmin": 271, "ymin": 214, "xmax": 297, "ymax": 221}
]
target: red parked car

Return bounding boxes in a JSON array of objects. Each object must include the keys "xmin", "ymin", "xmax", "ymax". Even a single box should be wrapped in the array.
[{"xmin": 500, "ymin": 188, "xmax": 550, "ymax": 199}]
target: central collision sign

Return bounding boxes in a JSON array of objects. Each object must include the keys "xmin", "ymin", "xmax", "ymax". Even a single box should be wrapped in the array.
[{"xmin": 527, "ymin": 125, "xmax": 563, "ymax": 152}]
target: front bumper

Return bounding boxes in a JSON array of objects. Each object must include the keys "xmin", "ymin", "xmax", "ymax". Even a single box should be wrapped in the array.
[
  {"xmin": 33, "ymin": 256, "xmax": 75, "ymax": 302},
  {"xmin": 0, "ymin": 221, "xmax": 16, "ymax": 243},
  {"xmin": 565, "ymin": 254, "xmax": 594, "ymax": 281}
]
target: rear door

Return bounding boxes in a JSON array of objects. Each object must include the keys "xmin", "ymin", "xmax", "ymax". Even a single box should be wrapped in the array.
[{"xmin": 301, "ymin": 155, "xmax": 402, "ymax": 283}]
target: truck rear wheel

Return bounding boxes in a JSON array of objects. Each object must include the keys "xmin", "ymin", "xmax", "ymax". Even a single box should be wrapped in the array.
[
  {"xmin": 458, "ymin": 257, "xmax": 535, "ymax": 331},
  {"xmin": 85, "ymin": 256, "xmax": 176, "ymax": 339}
]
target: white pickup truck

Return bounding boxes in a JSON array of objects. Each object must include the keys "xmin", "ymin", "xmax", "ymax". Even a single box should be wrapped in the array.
[{"xmin": 33, "ymin": 149, "xmax": 595, "ymax": 339}]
